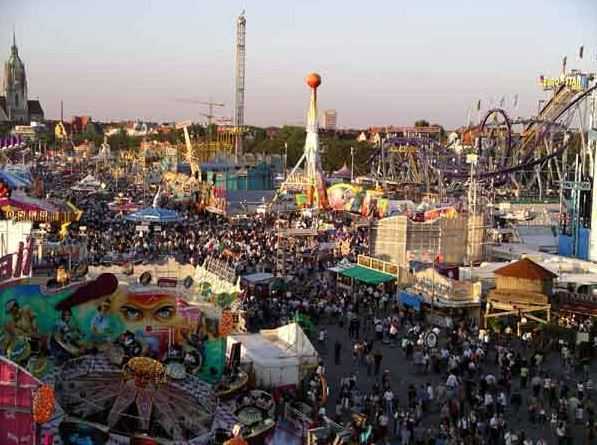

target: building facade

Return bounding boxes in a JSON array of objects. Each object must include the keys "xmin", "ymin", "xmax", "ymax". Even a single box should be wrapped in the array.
[
  {"xmin": 369, "ymin": 214, "xmax": 468, "ymax": 267},
  {"xmin": 0, "ymin": 33, "xmax": 44, "ymax": 124},
  {"xmin": 323, "ymin": 109, "xmax": 337, "ymax": 130}
]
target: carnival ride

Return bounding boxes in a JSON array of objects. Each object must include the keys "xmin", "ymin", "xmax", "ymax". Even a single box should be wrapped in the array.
[
  {"xmin": 54, "ymin": 354, "xmax": 219, "ymax": 442},
  {"xmin": 233, "ymin": 389, "xmax": 276, "ymax": 441},
  {"xmin": 369, "ymin": 69, "xmax": 597, "ymax": 198},
  {"xmin": 277, "ymin": 73, "xmax": 328, "ymax": 209}
]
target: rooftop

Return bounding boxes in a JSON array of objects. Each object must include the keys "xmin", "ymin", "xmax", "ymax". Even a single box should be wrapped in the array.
[{"xmin": 494, "ymin": 257, "xmax": 557, "ymax": 280}]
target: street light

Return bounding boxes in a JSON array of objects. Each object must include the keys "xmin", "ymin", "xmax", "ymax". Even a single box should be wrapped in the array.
[
  {"xmin": 284, "ymin": 142, "xmax": 288, "ymax": 179},
  {"xmin": 350, "ymin": 146, "xmax": 355, "ymax": 182}
]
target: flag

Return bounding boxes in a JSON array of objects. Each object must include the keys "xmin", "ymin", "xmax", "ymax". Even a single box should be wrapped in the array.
[
  {"xmin": 476, "ymin": 99, "xmax": 481, "ymax": 111},
  {"xmin": 579, "ymin": 45, "xmax": 584, "ymax": 59},
  {"xmin": 499, "ymin": 96, "xmax": 505, "ymax": 108},
  {"xmin": 513, "ymin": 94, "xmax": 519, "ymax": 109},
  {"xmin": 562, "ymin": 56, "xmax": 567, "ymax": 73}
]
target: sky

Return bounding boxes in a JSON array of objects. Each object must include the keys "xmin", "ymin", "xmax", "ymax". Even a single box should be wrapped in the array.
[{"xmin": 1, "ymin": 0, "xmax": 597, "ymax": 129}]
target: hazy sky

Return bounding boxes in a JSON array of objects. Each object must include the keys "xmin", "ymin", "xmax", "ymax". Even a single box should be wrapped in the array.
[{"xmin": 2, "ymin": 0, "xmax": 596, "ymax": 128}]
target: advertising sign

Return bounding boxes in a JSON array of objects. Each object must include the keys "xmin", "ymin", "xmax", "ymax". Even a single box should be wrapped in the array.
[{"xmin": 539, "ymin": 73, "xmax": 590, "ymax": 91}]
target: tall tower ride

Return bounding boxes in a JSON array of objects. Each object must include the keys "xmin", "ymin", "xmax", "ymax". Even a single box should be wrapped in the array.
[
  {"xmin": 234, "ymin": 11, "xmax": 246, "ymax": 161},
  {"xmin": 280, "ymin": 73, "xmax": 328, "ymax": 208}
]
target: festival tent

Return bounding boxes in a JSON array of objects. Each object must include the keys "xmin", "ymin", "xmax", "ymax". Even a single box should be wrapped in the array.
[
  {"xmin": 331, "ymin": 163, "xmax": 352, "ymax": 180},
  {"xmin": 71, "ymin": 175, "xmax": 102, "ymax": 192},
  {"xmin": 339, "ymin": 264, "xmax": 396, "ymax": 285},
  {"xmin": 241, "ymin": 272, "xmax": 274, "ymax": 285},
  {"xmin": 125, "ymin": 207, "xmax": 182, "ymax": 223},
  {"xmin": 0, "ymin": 167, "xmax": 32, "ymax": 189},
  {"xmin": 227, "ymin": 323, "xmax": 318, "ymax": 389},
  {"xmin": 261, "ymin": 322, "xmax": 318, "ymax": 367},
  {"xmin": 0, "ymin": 190, "xmax": 61, "ymax": 211},
  {"xmin": 0, "ymin": 191, "xmax": 82, "ymax": 224}
]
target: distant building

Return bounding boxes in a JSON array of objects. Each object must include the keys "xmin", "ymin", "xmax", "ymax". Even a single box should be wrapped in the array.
[
  {"xmin": 13, "ymin": 122, "xmax": 46, "ymax": 141},
  {"xmin": 71, "ymin": 115, "xmax": 93, "ymax": 134},
  {"xmin": 0, "ymin": 33, "xmax": 44, "ymax": 124},
  {"xmin": 265, "ymin": 127, "xmax": 280, "ymax": 139},
  {"xmin": 323, "ymin": 109, "xmax": 337, "ymax": 130}
]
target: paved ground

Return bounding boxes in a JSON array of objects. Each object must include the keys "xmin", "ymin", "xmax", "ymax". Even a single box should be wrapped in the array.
[{"xmin": 313, "ymin": 314, "xmax": 596, "ymax": 444}]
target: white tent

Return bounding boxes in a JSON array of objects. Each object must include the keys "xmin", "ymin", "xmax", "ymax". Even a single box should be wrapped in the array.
[
  {"xmin": 261, "ymin": 322, "xmax": 318, "ymax": 363},
  {"xmin": 72, "ymin": 175, "xmax": 102, "ymax": 192},
  {"xmin": 227, "ymin": 323, "xmax": 318, "ymax": 388}
]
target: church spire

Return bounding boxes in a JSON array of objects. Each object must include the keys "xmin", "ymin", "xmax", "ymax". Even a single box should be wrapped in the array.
[{"xmin": 11, "ymin": 27, "xmax": 17, "ymax": 55}]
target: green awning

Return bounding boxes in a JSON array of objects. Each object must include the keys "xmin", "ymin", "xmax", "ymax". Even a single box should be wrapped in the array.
[{"xmin": 340, "ymin": 265, "xmax": 396, "ymax": 285}]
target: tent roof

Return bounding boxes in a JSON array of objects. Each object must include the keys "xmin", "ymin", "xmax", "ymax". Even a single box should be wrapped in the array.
[
  {"xmin": 242, "ymin": 272, "xmax": 275, "ymax": 284},
  {"xmin": 340, "ymin": 264, "xmax": 396, "ymax": 284},
  {"xmin": 125, "ymin": 207, "xmax": 181, "ymax": 223},
  {"xmin": 0, "ymin": 190, "xmax": 61, "ymax": 212},
  {"xmin": 494, "ymin": 257, "xmax": 557, "ymax": 280},
  {"xmin": 0, "ymin": 169, "xmax": 31, "ymax": 189},
  {"xmin": 229, "ymin": 323, "xmax": 317, "ymax": 369},
  {"xmin": 332, "ymin": 163, "xmax": 351, "ymax": 178},
  {"xmin": 261, "ymin": 322, "xmax": 318, "ymax": 358},
  {"xmin": 229, "ymin": 333, "xmax": 299, "ymax": 368},
  {"xmin": 328, "ymin": 261, "xmax": 356, "ymax": 273}
]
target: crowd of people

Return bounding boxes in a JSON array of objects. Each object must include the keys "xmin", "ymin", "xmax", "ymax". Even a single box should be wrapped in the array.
[
  {"xmin": 36, "ymin": 165, "xmax": 595, "ymax": 445},
  {"xmin": 300, "ymin": 287, "xmax": 596, "ymax": 445}
]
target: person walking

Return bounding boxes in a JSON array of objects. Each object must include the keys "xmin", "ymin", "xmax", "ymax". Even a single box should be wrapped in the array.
[
  {"xmin": 334, "ymin": 340, "xmax": 342, "ymax": 365},
  {"xmin": 374, "ymin": 350, "xmax": 383, "ymax": 376}
]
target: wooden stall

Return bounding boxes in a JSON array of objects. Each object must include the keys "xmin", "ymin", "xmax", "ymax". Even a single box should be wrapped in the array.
[{"xmin": 485, "ymin": 258, "xmax": 555, "ymax": 334}]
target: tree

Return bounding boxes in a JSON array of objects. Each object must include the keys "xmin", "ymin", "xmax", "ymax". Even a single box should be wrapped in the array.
[
  {"xmin": 414, "ymin": 120, "xmax": 430, "ymax": 127},
  {"xmin": 243, "ymin": 125, "xmax": 376, "ymax": 174}
]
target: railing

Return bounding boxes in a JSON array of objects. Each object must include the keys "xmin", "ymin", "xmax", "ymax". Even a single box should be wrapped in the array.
[
  {"xmin": 357, "ymin": 254, "xmax": 398, "ymax": 276},
  {"xmin": 555, "ymin": 290, "xmax": 597, "ymax": 306}
]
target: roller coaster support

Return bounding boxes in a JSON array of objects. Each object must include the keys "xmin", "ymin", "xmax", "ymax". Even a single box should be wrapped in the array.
[{"xmin": 588, "ymin": 90, "xmax": 597, "ymax": 260}]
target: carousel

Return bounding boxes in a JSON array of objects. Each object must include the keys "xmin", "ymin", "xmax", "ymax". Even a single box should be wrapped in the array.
[{"xmin": 53, "ymin": 354, "xmax": 233, "ymax": 444}]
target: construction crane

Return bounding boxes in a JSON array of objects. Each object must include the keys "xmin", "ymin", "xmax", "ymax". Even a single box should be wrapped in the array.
[{"xmin": 175, "ymin": 99, "xmax": 225, "ymax": 125}]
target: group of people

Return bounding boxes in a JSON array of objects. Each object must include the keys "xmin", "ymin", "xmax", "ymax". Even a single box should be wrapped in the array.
[
  {"xmin": 311, "ymin": 289, "xmax": 597, "ymax": 445},
  {"xmin": 33, "ymin": 166, "xmax": 596, "ymax": 445}
]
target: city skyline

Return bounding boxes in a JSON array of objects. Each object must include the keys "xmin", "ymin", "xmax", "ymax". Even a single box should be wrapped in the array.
[{"xmin": 2, "ymin": 0, "xmax": 597, "ymax": 129}]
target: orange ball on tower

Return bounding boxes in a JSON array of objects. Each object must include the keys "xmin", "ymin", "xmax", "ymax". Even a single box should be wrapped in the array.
[{"xmin": 305, "ymin": 72, "xmax": 322, "ymax": 89}]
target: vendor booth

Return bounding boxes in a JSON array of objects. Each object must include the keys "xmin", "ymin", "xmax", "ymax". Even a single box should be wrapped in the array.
[
  {"xmin": 331, "ymin": 255, "xmax": 398, "ymax": 293},
  {"xmin": 241, "ymin": 272, "xmax": 275, "ymax": 298},
  {"xmin": 407, "ymin": 266, "xmax": 482, "ymax": 326},
  {"xmin": 226, "ymin": 323, "xmax": 318, "ymax": 389}
]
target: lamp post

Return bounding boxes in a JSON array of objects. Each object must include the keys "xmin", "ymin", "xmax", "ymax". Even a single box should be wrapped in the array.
[
  {"xmin": 284, "ymin": 142, "xmax": 288, "ymax": 180},
  {"xmin": 350, "ymin": 146, "xmax": 355, "ymax": 182}
]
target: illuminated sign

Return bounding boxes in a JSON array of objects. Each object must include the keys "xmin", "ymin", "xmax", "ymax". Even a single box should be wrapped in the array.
[
  {"xmin": 3, "ymin": 209, "xmax": 77, "ymax": 223},
  {"xmin": 0, "ymin": 237, "xmax": 34, "ymax": 284},
  {"xmin": 539, "ymin": 73, "xmax": 590, "ymax": 92}
]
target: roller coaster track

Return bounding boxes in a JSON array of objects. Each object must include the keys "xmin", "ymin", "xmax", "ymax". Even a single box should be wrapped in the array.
[
  {"xmin": 450, "ymin": 83, "xmax": 597, "ymax": 180},
  {"xmin": 367, "ymin": 84, "xmax": 596, "ymax": 191}
]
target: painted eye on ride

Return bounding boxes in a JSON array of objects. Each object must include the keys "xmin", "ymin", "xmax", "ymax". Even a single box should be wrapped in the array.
[
  {"xmin": 120, "ymin": 305, "xmax": 143, "ymax": 321},
  {"xmin": 154, "ymin": 305, "xmax": 175, "ymax": 321}
]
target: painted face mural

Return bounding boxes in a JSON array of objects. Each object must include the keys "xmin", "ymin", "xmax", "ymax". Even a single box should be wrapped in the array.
[
  {"xmin": 0, "ymin": 274, "xmax": 195, "ymax": 372},
  {"xmin": 108, "ymin": 288, "xmax": 184, "ymax": 330}
]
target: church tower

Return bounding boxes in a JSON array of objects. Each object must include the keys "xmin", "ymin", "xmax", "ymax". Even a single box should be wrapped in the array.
[{"xmin": 3, "ymin": 31, "xmax": 28, "ymax": 123}]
